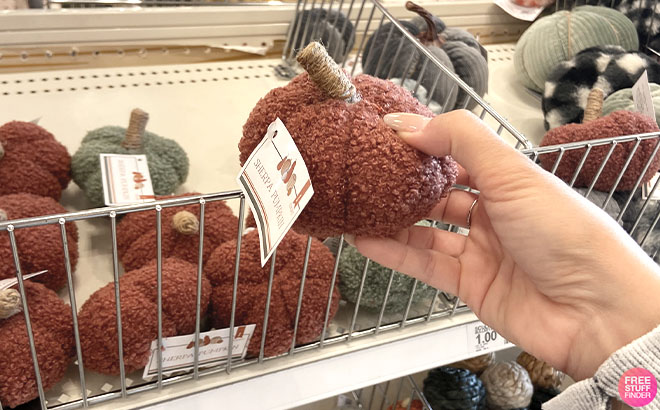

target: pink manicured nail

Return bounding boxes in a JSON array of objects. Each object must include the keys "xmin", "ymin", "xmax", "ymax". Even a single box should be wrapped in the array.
[{"xmin": 383, "ymin": 113, "xmax": 431, "ymax": 132}]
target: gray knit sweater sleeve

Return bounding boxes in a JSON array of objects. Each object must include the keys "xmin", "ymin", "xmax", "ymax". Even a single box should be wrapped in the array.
[{"xmin": 544, "ymin": 325, "xmax": 660, "ymax": 410}]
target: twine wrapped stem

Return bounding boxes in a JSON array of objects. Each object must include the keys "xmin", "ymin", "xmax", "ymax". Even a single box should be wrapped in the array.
[
  {"xmin": 122, "ymin": 108, "xmax": 149, "ymax": 150},
  {"xmin": 583, "ymin": 88, "xmax": 604, "ymax": 123},
  {"xmin": 296, "ymin": 42, "xmax": 361, "ymax": 103},
  {"xmin": 0, "ymin": 289, "xmax": 21, "ymax": 319},
  {"xmin": 172, "ymin": 210, "xmax": 200, "ymax": 235}
]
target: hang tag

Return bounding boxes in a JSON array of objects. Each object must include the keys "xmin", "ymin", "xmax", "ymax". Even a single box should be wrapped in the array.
[
  {"xmin": 142, "ymin": 324, "xmax": 255, "ymax": 379},
  {"xmin": 633, "ymin": 71, "xmax": 656, "ymax": 121},
  {"xmin": 0, "ymin": 270, "xmax": 48, "ymax": 290},
  {"xmin": 466, "ymin": 321, "xmax": 510, "ymax": 353},
  {"xmin": 237, "ymin": 118, "xmax": 314, "ymax": 266},
  {"xmin": 642, "ymin": 172, "xmax": 660, "ymax": 201},
  {"xmin": 493, "ymin": 0, "xmax": 544, "ymax": 22},
  {"xmin": 100, "ymin": 154, "xmax": 156, "ymax": 206}
]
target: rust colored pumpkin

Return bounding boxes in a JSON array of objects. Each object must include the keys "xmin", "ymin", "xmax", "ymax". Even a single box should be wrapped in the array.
[
  {"xmin": 540, "ymin": 90, "xmax": 660, "ymax": 192},
  {"xmin": 117, "ymin": 193, "xmax": 239, "ymax": 271},
  {"xmin": 78, "ymin": 258, "xmax": 211, "ymax": 375},
  {"xmin": 205, "ymin": 229, "xmax": 339, "ymax": 357},
  {"xmin": 0, "ymin": 193, "xmax": 78, "ymax": 291},
  {"xmin": 0, "ymin": 281, "xmax": 74, "ymax": 408},
  {"xmin": 240, "ymin": 42, "xmax": 457, "ymax": 238},
  {"xmin": 0, "ymin": 121, "xmax": 71, "ymax": 200}
]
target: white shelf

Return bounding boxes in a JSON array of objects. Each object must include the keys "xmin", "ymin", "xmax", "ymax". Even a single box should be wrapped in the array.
[{"xmin": 0, "ymin": 44, "xmax": 539, "ymax": 409}]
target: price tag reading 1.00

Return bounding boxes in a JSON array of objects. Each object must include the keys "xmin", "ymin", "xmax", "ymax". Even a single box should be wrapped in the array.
[{"xmin": 466, "ymin": 321, "xmax": 510, "ymax": 353}]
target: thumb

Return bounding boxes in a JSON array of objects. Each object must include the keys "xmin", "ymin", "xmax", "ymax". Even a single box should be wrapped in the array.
[{"xmin": 384, "ymin": 110, "xmax": 551, "ymax": 195}]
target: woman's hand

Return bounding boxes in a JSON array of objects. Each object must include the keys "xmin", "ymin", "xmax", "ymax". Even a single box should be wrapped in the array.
[{"xmin": 349, "ymin": 110, "xmax": 660, "ymax": 380}]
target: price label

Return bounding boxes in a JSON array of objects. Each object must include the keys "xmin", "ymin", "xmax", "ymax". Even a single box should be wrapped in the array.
[
  {"xmin": 633, "ymin": 70, "xmax": 656, "ymax": 122},
  {"xmin": 466, "ymin": 321, "xmax": 510, "ymax": 353}
]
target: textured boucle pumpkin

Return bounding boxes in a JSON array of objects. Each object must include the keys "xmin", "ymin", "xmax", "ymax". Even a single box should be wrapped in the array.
[
  {"xmin": 542, "ymin": 46, "xmax": 660, "ymax": 130},
  {"xmin": 362, "ymin": 2, "xmax": 488, "ymax": 111},
  {"xmin": 0, "ymin": 193, "xmax": 78, "ymax": 291},
  {"xmin": 241, "ymin": 42, "xmax": 457, "ymax": 238},
  {"xmin": 0, "ymin": 121, "xmax": 71, "ymax": 200},
  {"xmin": 540, "ymin": 90, "xmax": 660, "ymax": 192},
  {"xmin": 423, "ymin": 367, "xmax": 486, "ymax": 410},
  {"xmin": 78, "ymin": 258, "xmax": 211, "ymax": 374},
  {"xmin": 72, "ymin": 108, "xmax": 189, "ymax": 207},
  {"xmin": 337, "ymin": 242, "xmax": 436, "ymax": 313},
  {"xmin": 205, "ymin": 229, "xmax": 339, "ymax": 357},
  {"xmin": 514, "ymin": 6, "xmax": 638, "ymax": 93},
  {"xmin": 602, "ymin": 83, "xmax": 660, "ymax": 125},
  {"xmin": 480, "ymin": 362, "xmax": 533, "ymax": 410},
  {"xmin": 0, "ymin": 281, "xmax": 74, "ymax": 408},
  {"xmin": 117, "ymin": 193, "xmax": 238, "ymax": 271}
]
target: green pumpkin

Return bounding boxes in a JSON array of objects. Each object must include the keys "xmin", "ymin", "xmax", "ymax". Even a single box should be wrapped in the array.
[
  {"xmin": 602, "ymin": 83, "xmax": 660, "ymax": 126},
  {"xmin": 72, "ymin": 109, "xmax": 189, "ymax": 207}
]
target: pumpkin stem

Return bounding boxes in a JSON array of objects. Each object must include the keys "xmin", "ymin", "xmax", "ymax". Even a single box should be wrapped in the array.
[
  {"xmin": 0, "ymin": 289, "xmax": 21, "ymax": 320},
  {"xmin": 0, "ymin": 209, "xmax": 7, "ymax": 222},
  {"xmin": 583, "ymin": 88, "xmax": 604, "ymax": 123},
  {"xmin": 0, "ymin": 143, "xmax": 4, "ymax": 161},
  {"xmin": 172, "ymin": 210, "xmax": 199, "ymax": 235},
  {"xmin": 122, "ymin": 108, "xmax": 149, "ymax": 150},
  {"xmin": 296, "ymin": 42, "xmax": 361, "ymax": 103},
  {"xmin": 405, "ymin": 2, "xmax": 445, "ymax": 47}
]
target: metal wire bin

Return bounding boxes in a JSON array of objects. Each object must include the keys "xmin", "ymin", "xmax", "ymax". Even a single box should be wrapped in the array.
[
  {"xmin": 338, "ymin": 374, "xmax": 432, "ymax": 410},
  {"xmin": 2, "ymin": 0, "xmax": 660, "ymax": 409}
]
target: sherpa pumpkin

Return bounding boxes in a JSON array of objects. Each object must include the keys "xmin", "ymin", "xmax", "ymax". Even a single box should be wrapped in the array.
[
  {"xmin": 0, "ymin": 281, "xmax": 74, "ymax": 408},
  {"xmin": 542, "ymin": 46, "xmax": 660, "ymax": 130},
  {"xmin": 362, "ymin": 2, "xmax": 488, "ymax": 111},
  {"xmin": 540, "ymin": 88, "xmax": 660, "ymax": 192},
  {"xmin": 387, "ymin": 399, "xmax": 423, "ymax": 410},
  {"xmin": 335, "ymin": 242, "xmax": 436, "ymax": 313},
  {"xmin": 0, "ymin": 121, "xmax": 71, "ymax": 200},
  {"xmin": 241, "ymin": 42, "xmax": 457, "ymax": 238},
  {"xmin": 423, "ymin": 367, "xmax": 487, "ymax": 410},
  {"xmin": 603, "ymin": 83, "xmax": 660, "ymax": 125},
  {"xmin": 514, "ymin": 6, "xmax": 638, "ymax": 93},
  {"xmin": 0, "ymin": 193, "xmax": 78, "ymax": 291},
  {"xmin": 117, "ymin": 193, "xmax": 238, "ymax": 271},
  {"xmin": 291, "ymin": 9, "xmax": 355, "ymax": 64},
  {"xmin": 78, "ymin": 258, "xmax": 211, "ymax": 374},
  {"xmin": 205, "ymin": 229, "xmax": 339, "ymax": 357},
  {"xmin": 480, "ymin": 362, "xmax": 534, "ymax": 410},
  {"xmin": 72, "ymin": 108, "xmax": 189, "ymax": 207},
  {"xmin": 516, "ymin": 351, "xmax": 564, "ymax": 390}
]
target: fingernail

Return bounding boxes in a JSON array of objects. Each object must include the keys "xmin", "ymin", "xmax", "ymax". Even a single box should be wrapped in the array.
[
  {"xmin": 344, "ymin": 234, "xmax": 355, "ymax": 247},
  {"xmin": 383, "ymin": 113, "xmax": 431, "ymax": 132}
]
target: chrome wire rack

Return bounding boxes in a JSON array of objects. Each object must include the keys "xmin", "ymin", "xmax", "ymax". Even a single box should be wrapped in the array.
[{"xmin": 340, "ymin": 374, "xmax": 432, "ymax": 410}]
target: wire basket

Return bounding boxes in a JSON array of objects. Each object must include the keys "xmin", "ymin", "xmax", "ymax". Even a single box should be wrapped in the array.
[
  {"xmin": 1, "ymin": 0, "xmax": 660, "ymax": 409},
  {"xmin": 337, "ymin": 374, "xmax": 432, "ymax": 410}
]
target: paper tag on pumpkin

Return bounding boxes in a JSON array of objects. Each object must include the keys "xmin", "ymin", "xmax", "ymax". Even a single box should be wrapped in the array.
[
  {"xmin": 99, "ymin": 154, "xmax": 156, "ymax": 206},
  {"xmin": 237, "ymin": 118, "xmax": 314, "ymax": 267},
  {"xmin": 633, "ymin": 71, "xmax": 656, "ymax": 121},
  {"xmin": 642, "ymin": 172, "xmax": 660, "ymax": 201},
  {"xmin": 493, "ymin": 0, "xmax": 544, "ymax": 22},
  {"xmin": 142, "ymin": 324, "xmax": 255, "ymax": 379},
  {"xmin": 0, "ymin": 270, "xmax": 48, "ymax": 290}
]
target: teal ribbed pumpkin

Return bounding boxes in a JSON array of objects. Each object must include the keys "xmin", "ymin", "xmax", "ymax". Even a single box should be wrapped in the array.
[
  {"xmin": 72, "ymin": 109, "xmax": 189, "ymax": 207},
  {"xmin": 602, "ymin": 83, "xmax": 660, "ymax": 125},
  {"xmin": 514, "ymin": 6, "xmax": 638, "ymax": 93}
]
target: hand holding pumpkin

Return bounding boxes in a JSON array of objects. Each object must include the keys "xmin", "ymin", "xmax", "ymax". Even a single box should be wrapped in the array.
[{"xmin": 350, "ymin": 110, "xmax": 660, "ymax": 381}]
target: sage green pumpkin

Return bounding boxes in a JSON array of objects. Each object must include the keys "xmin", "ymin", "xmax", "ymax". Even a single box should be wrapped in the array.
[
  {"xmin": 514, "ymin": 6, "xmax": 638, "ymax": 93},
  {"xmin": 72, "ymin": 109, "xmax": 189, "ymax": 207},
  {"xmin": 602, "ymin": 83, "xmax": 660, "ymax": 126}
]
